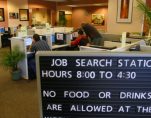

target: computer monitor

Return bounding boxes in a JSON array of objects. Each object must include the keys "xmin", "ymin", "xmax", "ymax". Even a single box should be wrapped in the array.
[
  {"xmin": 72, "ymin": 32, "xmax": 78, "ymax": 40},
  {"xmin": 0, "ymin": 27, "xmax": 5, "ymax": 33},
  {"xmin": 66, "ymin": 33, "xmax": 72, "ymax": 44},
  {"xmin": 25, "ymin": 37, "xmax": 32, "ymax": 46},
  {"xmin": 41, "ymin": 35, "xmax": 47, "ymax": 41},
  {"xmin": 55, "ymin": 33, "xmax": 65, "ymax": 45},
  {"xmin": 51, "ymin": 34, "xmax": 55, "ymax": 44}
]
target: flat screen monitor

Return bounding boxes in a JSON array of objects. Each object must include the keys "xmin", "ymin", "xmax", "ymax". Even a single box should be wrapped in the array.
[
  {"xmin": 72, "ymin": 32, "xmax": 78, "ymax": 38},
  {"xmin": 25, "ymin": 37, "xmax": 32, "ymax": 46},
  {"xmin": 51, "ymin": 34, "xmax": 55, "ymax": 44},
  {"xmin": 0, "ymin": 27, "xmax": 5, "ymax": 33},
  {"xmin": 55, "ymin": 33, "xmax": 65, "ymax": 45},
  {"xmin": 41, "ymin": 35, "xmax": 47, "ymax": 41}
]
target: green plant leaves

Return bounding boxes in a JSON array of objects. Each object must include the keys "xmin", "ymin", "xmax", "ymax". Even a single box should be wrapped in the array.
[{"xmin": 2, "ymin": 46, "xmax": 25, "ymax": 71}]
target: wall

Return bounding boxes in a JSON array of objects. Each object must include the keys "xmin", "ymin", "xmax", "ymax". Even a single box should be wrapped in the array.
[
  {"xmin": 32, "ymin": 8, "xmax": 50, "ymax": 24},
  {"xmin": 72, "ymin": 6, "xmax": 108, "ymax": 31},
  {"xmin": 28, "ymin": 0, "xmax": 56, "ymax": 26},
  {"xmin": 107, "ymin": 0, "xmax": 144, "ymax": 34},
  {"xmin": 0, "ymin": 0, "xmax": 8, "ymax": 27},
  {"xmin": 7, "ymin": 0, "xmax": 29, "ymax": 27}
]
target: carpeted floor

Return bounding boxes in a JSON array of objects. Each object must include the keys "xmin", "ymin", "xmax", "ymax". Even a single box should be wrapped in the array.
[{"xmin": 0, "ymin": 48, "xmax": 39, "ymax": 118}]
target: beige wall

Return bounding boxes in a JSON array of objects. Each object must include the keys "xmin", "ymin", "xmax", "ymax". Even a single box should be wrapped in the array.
[
  {"xmin": 72, "ymin": 6, "xmax": 108, "ymax": 31},
  {"xmin": 0, "ymin": 0, "xmax": 8, "ymax": 27},
  {"xmin": 107, "ymin": 0, "xmax": 144, "ymax": 34},
  {"xmin": 32, "ymin": 8, "xmax": 50, "ymax": 24},
  {"xmin": 7, "ymin": 0, "xmax": 29, "ymax": 27}
]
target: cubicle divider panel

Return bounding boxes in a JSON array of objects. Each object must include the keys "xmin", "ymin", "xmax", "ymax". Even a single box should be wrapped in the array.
[{"xmin": 11, "ymin": 38, "xmax": 29, "ymax": 79}]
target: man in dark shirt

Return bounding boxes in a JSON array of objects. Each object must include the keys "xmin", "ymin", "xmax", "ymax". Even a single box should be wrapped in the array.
[
  {"xmin": 28, "ymin": 34, "xmax": 50, "ymax": 79},
  {"xmin": 30, "ymin": 34, "xmax": 50, "ymax": 52}
]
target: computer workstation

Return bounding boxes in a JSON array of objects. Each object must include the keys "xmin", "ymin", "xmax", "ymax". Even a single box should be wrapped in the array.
[{"xmin": 47, "ymin": 32, "xmax": 71, "ymax": 50}]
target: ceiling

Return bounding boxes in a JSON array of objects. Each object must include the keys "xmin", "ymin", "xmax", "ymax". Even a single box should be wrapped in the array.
[
  {"xmin": 44, "ymin": 0, "xmax": 108, "ymax": 7},
  {"xmin": 44, "ymin": 0, "xmax": 82, "ymax": 2}
]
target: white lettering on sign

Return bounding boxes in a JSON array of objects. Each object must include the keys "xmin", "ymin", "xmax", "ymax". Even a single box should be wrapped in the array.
[
  {"xmin": 118, "ymin": 59, "xmax": 151, "ymax": 68},
  {"xmin": 76, "ymin": 59, "xmax": 112, "ymax": 67},
  {"xmin": 118, "ymin": 106, "xmax": 131, "ymax": 112},
  {"xmin": 47, "ymin": 104, "xmax": 62, "ymax": 111},
  {"xmin": 51, "ymin": 59, "xmax": 68, "ymax": 66},
  {"xmin": 99, "ymin": 71, "xmax": 113, "ymax": 79},
  {"xmin": 43, "ymin": 90, "xmax": 56, "ymax": 98},
  {"xmin": 120, "ymin": 92, "xmax": 151, "ymax": 99},
  {"xmin": 64, "ymin": 91, "xmax": 89, "ymax": 99},
  {"xmin": 137, "ymin": 106, "xmax": 151, "ymax": 113},
  {"xmin": 41, "ymin": 70, "xmax": 72, "ymax": 78},
  {"xmin": 98, "ymin": 92, "xmax": 111, "ymax": 99},
  {"xmin": 70, "ymin": 105, "xmax": 113, "ymax": 112}
]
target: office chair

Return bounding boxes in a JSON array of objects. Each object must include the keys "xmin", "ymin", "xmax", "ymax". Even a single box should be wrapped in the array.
[{"xmin": 1, "ymin": 32, "xmax": 12, "ymax": 47}]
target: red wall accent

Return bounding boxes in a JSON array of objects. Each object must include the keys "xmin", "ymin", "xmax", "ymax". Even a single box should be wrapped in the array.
[
  {"xmin": 0, "ymin": 0, "xmax": 8, "ymax": 27},
  {"xmin": 143, "ymin": 0, "xmax": 151, "ymax": 34},
  {"xmin": 146, "ymin": 0, "xmax": 151, "ymax": 7}
]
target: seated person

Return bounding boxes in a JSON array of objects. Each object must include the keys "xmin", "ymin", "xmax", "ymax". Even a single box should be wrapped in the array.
[
  {"xmin": 31, "ymin": 24, "xmax": 36, "ymax": 30},
  {"xmin": 30, "ymin": 34, "xmax": 50, "ymax": 52},
  {"xmin": 71, "ymin": 29, "xmax": 90, "ymax": 47},
  {"xmin": 17, "ymin": 24, "xmax": 22, "ymax": 30},
  {"xmin": 28, "ymin": 34, "xmax": 50, "ymax": 79},
  {"xmin": 81, "ymin": 23, "xmax": 102, "ymax": 46}
]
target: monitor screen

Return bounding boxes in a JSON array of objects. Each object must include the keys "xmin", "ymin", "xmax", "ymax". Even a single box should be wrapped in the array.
[
  {"xmin": 14, "ymin": 27, "xmax": 17, "ymax": 33},
  {"xmin": 72, "ymin": 32, "xmax": 78, "ymax": 38},
  {"xmin": 0, "ymin": 27, "xmax": 5, "ymax": 33},
  {"xmin": 51, "ymin": 34, "xmax": 55, "ymax": 44},
  {"xmin": 56, "ymin": 33, "xmax": 64, "ymax": 40},
  {"xmin": 25, "ymin": 37, "xmax": 32, "ymax": 46},
  {"xmin": 5, "ymin": 27, "xmax": 8, "ymax": 32},
  {"xmin": 55, "ymin": 33, "xmax": 65, "ymax": 45}
]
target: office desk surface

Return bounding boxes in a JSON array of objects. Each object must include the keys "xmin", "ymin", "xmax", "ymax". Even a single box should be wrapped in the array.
[{"xmin": 52, "ymin": 44, "xmax": 69, "ymax": 50}]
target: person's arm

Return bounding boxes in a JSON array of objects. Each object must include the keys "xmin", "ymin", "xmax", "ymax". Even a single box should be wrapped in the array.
[
  {"xmin": 71, "ymin": 36, "xmax": 81, "ymax": 46},
  {"xmin": 29, "ymin": 41, "xmax": 36, "ymax": 52}
]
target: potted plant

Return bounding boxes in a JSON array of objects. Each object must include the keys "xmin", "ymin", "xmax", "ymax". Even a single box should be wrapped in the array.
[
  {"xmin": 137, "ymin": 0, "xmax": 151, "ymax": 36},
  {"xmin": 2, "ymin": 46, "xmax": 25, "ymax": 80}
]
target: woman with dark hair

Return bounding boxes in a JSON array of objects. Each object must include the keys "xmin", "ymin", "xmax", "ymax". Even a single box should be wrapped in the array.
[{"xmin": 81, "ymin": 23, "xmax": 102, "ymax": 46}]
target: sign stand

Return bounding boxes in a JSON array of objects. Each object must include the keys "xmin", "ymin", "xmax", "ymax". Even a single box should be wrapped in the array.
[{"xmin": 36, "ymin": 51, "xmax": 151, "ymax": 118}]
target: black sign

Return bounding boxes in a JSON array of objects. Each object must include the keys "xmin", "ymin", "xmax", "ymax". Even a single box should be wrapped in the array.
[{"xmin": 37, "ymin": 52, "xmax": 151, "ymax": 118}]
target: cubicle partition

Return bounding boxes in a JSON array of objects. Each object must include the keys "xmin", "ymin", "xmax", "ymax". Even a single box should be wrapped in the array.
[{"xmin": 11, "ymin": 37, "xmax": 33, "ymax": 79}]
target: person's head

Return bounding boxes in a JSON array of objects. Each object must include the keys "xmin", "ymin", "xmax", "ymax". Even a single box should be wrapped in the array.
[
  {"xmin": 78, "ymin": 29, "xmax": 84, "ymax": 35},
  {"xmin": 33, "ymin": 34, "xmax": 40, "ymax": 42},
  {"xmin": 31, "ymin": 24, "xmax": 35, "ymax": 27},
  {"xmin": 18, "ymin": 24, "xmax": 22, "ymax": 28}
]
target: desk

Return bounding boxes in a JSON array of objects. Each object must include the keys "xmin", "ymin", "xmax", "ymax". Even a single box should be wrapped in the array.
[{"xmin": 51, "ymin": 44, "xmax": 69, "ymax": 50}]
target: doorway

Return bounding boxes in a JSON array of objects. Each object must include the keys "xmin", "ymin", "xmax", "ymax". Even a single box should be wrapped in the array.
[{"xmin": 65, "ymin": 14, "xmax": 72, "ymax": 27}]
